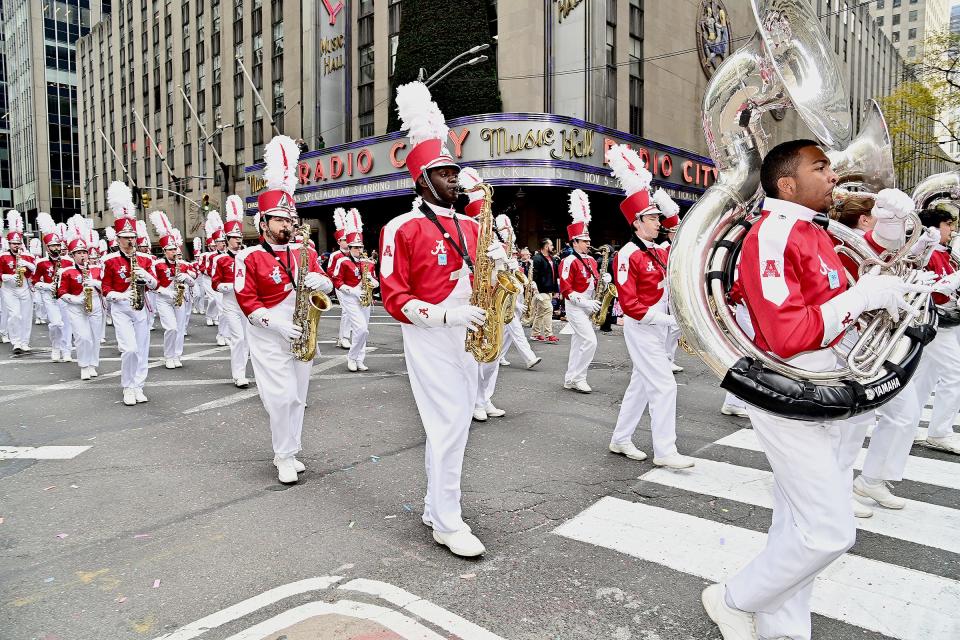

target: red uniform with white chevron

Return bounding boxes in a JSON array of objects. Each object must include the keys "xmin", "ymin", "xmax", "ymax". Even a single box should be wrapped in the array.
[
  {"xmin": 613, "ymin": 242, "xmax": 668, "ymax": 321},
  {"xmin": 234, "ymin": 243, "xmax": 325, "ymax": 316}
]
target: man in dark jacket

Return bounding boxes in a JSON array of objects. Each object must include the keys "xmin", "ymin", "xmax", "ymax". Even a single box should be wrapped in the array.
[{"xmin": 531, "ymin": 239, "xmax": 560, "ymax": 342}]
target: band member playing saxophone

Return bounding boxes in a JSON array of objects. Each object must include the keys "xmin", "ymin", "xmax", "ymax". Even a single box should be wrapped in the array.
[
  {"xmin": 211, "ymin": 195, "xmax": 252, "ymax": 388},
  {"xmin": 330, "ymin": 208, "xmax": 377, "ymax": 372},
  {"xmin": 101, "ymin": 182, "xmax": 159, "ymax": 406},
  {"xmin": 329, "ymin": 208, "xmax": 353, "ymax": 350},
  {"xmin": 234, "ymin": 135, "xmax": 333, "ymax": 484},
  {"xmin": 33, "ymin": 212, "xmax": 73, "ymax": 361},
  {"xmin": 58, "ymin": 216, "xmax": 104, "ymax": 380},
  {"xmin": 0, "ymin": 210, "xmax": 36, "ymax": 354},
  {"xmin": 150, "ymin": 210, "xmax": 196, "ymax": 370}
]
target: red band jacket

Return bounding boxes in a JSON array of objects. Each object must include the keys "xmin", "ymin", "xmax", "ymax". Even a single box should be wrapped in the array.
[
  {"xmin": 614, "ymin": 241, "xmax": 669, "ymax": 321},
  {"xmin": 234, "ymin": 242, "xmax": 326, "ymax": 317},
  {"xmin": 559, "ymin": 253, "xmax": 599, "ymax": 299}
]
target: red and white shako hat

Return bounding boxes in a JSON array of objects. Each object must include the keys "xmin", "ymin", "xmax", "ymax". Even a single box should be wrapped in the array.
[
  {"xmin": 458, "ymin": 167, "xmax": 485, "ymax": 218},
  {"xmin": 108, "ymin": 181, "xmax": 138, "ymax": 238},
  {"xmin": 258, "ymin": 135, "xmax": 300, "ymax": 219},
  {"xmin": 105, "ymin": 226, "xmax": 117, "ymax": 249},
  {"xmin": 606, "ymin": 144, "xmax": 680, "ymax": 229},
  {"xmin": 5, "ymin": 209, "xmax": 24, "ymax": 244},
  {"xmin": 36, "ymin": 212, "xmax": 61, "ymax": 247},
  {"xmin": 333, "ymin": 207, "xmax": 347, "ymax": 242},
  {"xmin": 224, "ymin": 195, "xmax": 244, "ymax": 238},
  {"xmin": 566, "ymin": 190, "xmax": 592, "ymax": 242},
  {"xmin": 149, "ymin": 210, "xmax": 180, "ymax": 250},
  {"xmin": 395, "ymin": 81, "xmax": 459, "ymax": 191},
  {"xmin": 193, "ymin": 236, "xmax": 203, "ymax": 256},
  {"xmin": 205, "ymin": 210, "xmax": 224, "ymax": 244},
  {"xmin": 344, "ymin": 208, "xmax": 364, "ymax": 247},
  {"xmin": 29, "ymin": 237, "xmax": 41, "ymax": 255},
  {"xmin": 66, "ymin": 215, "xmax": 89, "ymax": 253},
  {"xmin": 87, "ymin": 227, "xmax": 101, "ymax": 257},
  {"xmin": 136, "ymin": 220, "xmax": 151, "ymax": 249}
]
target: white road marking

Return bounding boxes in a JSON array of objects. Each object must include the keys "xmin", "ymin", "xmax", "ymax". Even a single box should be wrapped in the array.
[
  {"xmin": 640, "ymin": 456, "xmax": 960, "ymax": 555},
  {"xmin": 554, "ymin": 497, "xmax": 960, "ymax": 640},
  {"xmin": 0, "ymin": 445, "xmax": 90, "ymax": 460},
  {"xmin": 716, "ymin": 429, "xmax": 960, "ymax": 491}
]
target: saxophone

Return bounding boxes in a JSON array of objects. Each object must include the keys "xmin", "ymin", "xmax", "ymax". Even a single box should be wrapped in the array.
[
  {"xmin": 591, "ymin": 245, "xmax": 617, "ymax": 327},
  {"xmin": 464, "ymin": 183, "xmax": 521, "ymax": 363},
  {"xmin": 52, "ymin": 255, "xmax": 62, "ymax": 300},
  {"xmin": 14, "ymin": 252, "xmax": 25, "ymax": 288},
  {"xmin": 82, "ymin": 263, "xmax": 94, "ymax": 314},
  {"xmin": 521, "ymin": 261, "xmax": 537, "ymax": 326},
  {"xmin": 290, "ymin": 223, "xmax": 331, "ymax": 362},
  {"xmin": 129, "ymin": 250, "xmax": 146, "ymax": 311},
  {"xmin": 173, "ymin": 256, "xmax": 186, "ymax": 307},
  {"xmin": 358, "ymin": 250, "xmax": 374, "ymax": 308}
]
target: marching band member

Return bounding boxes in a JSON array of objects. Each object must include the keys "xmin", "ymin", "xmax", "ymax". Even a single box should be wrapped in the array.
[
  {"xmin": 103, "ymin": 228, "xmax": 117, "ymax": 326},
  {"xmin": 0, "ymin": 210, "xmax": 36, "ymax": 354},
  {"xmin": 58, "ymin": 217, "xmax": 103, "ymax": 380},
  {"xmin": 605, "ymin": 145, "xmax": 694, "ymax": 469},
  {"xmin": 558, "ymin": 190, "xmax": 600, "ymax": 393},
  {"xmin": 101, "ymin": 181, "xmax": 159, "ymax": 406},
  {"xmin": 0, "ymin": 220, "xmax": 7, "ymax": 343},
  {"xmin": 234, "ymin": 135, "xmax": 333, "ymax": 484},
  {"xmin": 31, "ymin": 238, "xmax": 47, "ymax": 326},
  {"xmin": 380, "ymin": 81, "xmax": 509, "ymax": 557},
  {"xmin": 212, "ymin": 195, "xmax": 251, "ymax": 388},
  {"xmin": 91, "ymin": 236, "xmax": 108, "ymax": 345},
  {"xmin": 497, "ymin": 220, "xmax": 541, "ymax": 371},
  {"xmin": 719, "ymin": 278, "xmax": 753, "ymax": 419},
  {"xmin": 204, "ymin": 222, "xmax": 226, "ymax": 338},
  {"xmin": 329, "ymin": 208, "xmax": 353, "ymax": 350},
  {"xmin": 701, "ymin": 140, "xmax": 927, "ymax": 640},
  {"xmin": 33, "ymin": 213, "xmax": 74, "ymax": 361},
  {"xmin": 149, "ymin": 210, "xmax": 195, "ymax": 369},
  {"xmin": 136, "ymin": 221, "xmax": 158, "ymax": 333},
  {"xmin": 330, "ymin": 208, "xmax": 377, "ymax": 372},
  {"xmin": 191, "ymin": 236, "xmax": 207, "ymax": 315}
]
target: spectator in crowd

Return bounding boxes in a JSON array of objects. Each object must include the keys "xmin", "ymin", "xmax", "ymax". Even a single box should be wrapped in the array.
[{"xmin": 531, "ymin": 238, "xmax": 560, "ymax": 343}]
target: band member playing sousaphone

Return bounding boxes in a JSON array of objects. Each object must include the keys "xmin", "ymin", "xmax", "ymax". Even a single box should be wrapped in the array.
[
  {"xmin": 58, "ymin": 216, "xmax": 104, "ymax": 380},
  {"xmin": 379, "ymin": 81, "xmax": 507, "ymax": 558},
  {"xmin": 234, "ymin": 135, "xmax": 334, "ymax": 484},
  {"xmin": 605, "ymin": 144, "xmax": 694, "ymax": 469}
]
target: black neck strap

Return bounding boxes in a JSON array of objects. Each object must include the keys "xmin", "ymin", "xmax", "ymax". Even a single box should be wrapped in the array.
[
  {"xmin": 419, "ymin": 202, "xmax": 473, "ymax": 272},
  {"xmin": 634, "ymin": 233, "xmax": 667, "ymax": 272},
  {"xmin": 259, "ymin": 241, "xmax": 296, "ymax": 287}
]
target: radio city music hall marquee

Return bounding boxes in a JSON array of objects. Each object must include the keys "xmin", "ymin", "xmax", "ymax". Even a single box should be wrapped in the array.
[{"xmin": 244, "ymin": 113, "xmax": 717, "ymax": 209}]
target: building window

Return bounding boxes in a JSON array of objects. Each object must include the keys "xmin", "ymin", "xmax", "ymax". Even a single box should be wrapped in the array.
[
  {"xmin": 907, "ymin": 45, "xmax": 916, "ymax": 58},
  {"xmin": 892, "ymin": 31, "xmax": 900, "ymax": 42},
  {"xmin": 892, "ymin": 14, "xmax": 900, "ymax": 26},
  {"xmin": 358, "ymin": 3, "xmax": 375, "ymax": 137},
  {"xmin": 892, "ymin": 0, "xmax": 900, "ymax": 7},
  {"xmin": 628, "ymin": 0, "xmax": 642, "ymax": 136},
  {"xmin": 876, "ymin": 16, "xmax": 883, "ymax": 26},
  {"xmin": 908, "ymin": 10, "xmax": 917, "ymax": 21},
  {"xmin": 908, "ymin": 28, "xmax": 916, "ymax": 40},
  {"xmin": 388, "ymin": 0, "xmax": 401, "ymax": 77},
  {"xmin": 604, "ymin": 0, "xmax": 617, "ymax": 127},
  {"xmin": 876, "ymin": 0, "xmax": 884, "ymax": 7}
]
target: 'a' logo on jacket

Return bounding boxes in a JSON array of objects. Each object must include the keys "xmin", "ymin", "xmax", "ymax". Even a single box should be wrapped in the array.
[{"xmin": 762, "ymin": 260, "xmax": 782, "ymax": 278}]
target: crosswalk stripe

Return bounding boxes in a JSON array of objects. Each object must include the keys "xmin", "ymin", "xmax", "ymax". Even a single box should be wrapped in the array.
[
  {"xmin": 716, "ymin": 429, "xmax": 960, "ymax": 491},
  {"xmin": 639, "ymin": 456, "xmax": 960, "ymax": 555},
  {"xmin": 554, "ymin": 497, "xmax": 960, "ymax": 640},
  {"xmin": 0, "ymin": 445, "xmax": 90, "ymax": 460}
]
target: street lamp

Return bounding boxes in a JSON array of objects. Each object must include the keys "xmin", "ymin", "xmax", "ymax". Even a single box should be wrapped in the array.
[
  {"xmin": 418, "ymin": 43, "xmax": 490, "ymax": 86},
  {"xmin": 426, "ymin": 55, "xmax": 489, "ymax": 89}
]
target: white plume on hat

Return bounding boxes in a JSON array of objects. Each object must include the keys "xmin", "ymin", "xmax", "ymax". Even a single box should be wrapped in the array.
[
  {"xmin": 651, "ymin": 188, "xmax": 680, "ymax": 217},
  {"xmin": 344, "ymin": 208, "xmax": 363, "ymax": 235},
  {"xmin": 56, "ymin": 222, "xmax": 68, "ymax": 242},
  {"xmin": 89, "ymin": 227, "xmax": 100, "ymax": 247},
  {"xmin": 107, "ymin": 181, "xmax": 136, "ymax": 220},
  {"xmin": 396, "ymin": 81, "xmax": 448, "ymax": 146},
  {"xmin": 172, "ymin": 229, "xmax": 183, "ymax": 247},
  {"xmin": 6, "ymin": 209, "xmax": 23, "ymax": 233},
  {"xmin": 568, "ymin": 189, "xmax": 591, "ymax": 224},
  {"xmin": 205, "ymin": 210, "xmax": 224, "ymax": 237},
  {"xmin": 98, "ymin": 240, "xmax": 107, "ymax": 253},
  {"xmin": 67, "ymin": 214, "xmax": 85, "ymax": 243},
  {"xmin": 495, "ymin": 214, "xmax": 512, "ymax": 231},
  {"xmin": 458, "ymin": 167, "xmax": 483, "ymax": 191},
  {"xmin": 262, "ymin": 135, "xmax": 300, "ymax": 196},
  {"xmin": 333, "ymin": 207, "xmax": 347, "ymax": 232},
  {"xmin": 225, "ymin": 195, "xmax": 244, "ymax": 220},
  {"xmin": 135, "ymin": 220, "xmax": 149, "ymax": 241},
  {"xmin": 606, "ymin": 144, "xmax": 652, "ymax": 196},
  {"xmin": 29, "ymin": 237, "xmax": 41, "ymax": 255},
  {"xmin": 36, "ymin": 212, "xmax": 56, "ymax": 239},
  {"xmin": 149, "ymin": 210, "xmax": 174, "ymax": 237},
  {"xmin": 193, "ymin": 236, "xmax": 202, "ymax": 253},
  {"xmin": 105, "ymin": 227, "xmax": 116, "ymax": 243}
]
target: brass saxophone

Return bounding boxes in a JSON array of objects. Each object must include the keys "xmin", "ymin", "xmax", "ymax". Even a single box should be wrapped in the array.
[
  {"xmin": 591, "ymin": 245, "xmax": 617, "ymax": 327},
  {"xmin": 52, "ymin": 255, "xmax": 62, "ymax": 300},
  {"xmin": 521, "ymin": 261, "xmax": 537, "ymax": 326},
  {"xmin": 173, "ymin": 256, "xmax": 186, "ymax": 307},
  {"xmin": 14, "ymin": 252, "xmax": 25, "ymax": 288},
  {"xmin": 358, "ymin": 250, "xmax": 374, "ymax": 308},
  {"xmin": 129, "ymin": 250, "xmax": 146, "ymax": 311},
  {"xmin": 290, "ymin": 223, "xmax": 331, "ymax": 362},
  {"xmin": 82, "ymin": 263, "xmax": 94, "ymax": 314},
  {"xmin": 464, "ymin": 183, "xmax": 521, "ymax": 363}
]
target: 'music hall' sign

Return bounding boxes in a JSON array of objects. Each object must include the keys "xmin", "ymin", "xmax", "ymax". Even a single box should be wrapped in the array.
[{"xmin": 244, "ymin": 113, "xmax": 717, "ymax": 209}]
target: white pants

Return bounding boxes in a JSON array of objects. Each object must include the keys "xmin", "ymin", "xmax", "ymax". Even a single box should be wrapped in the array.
[
  {"xmin": 564, "ymin": 302, "xmax": 597, "ymax": 385},
  {"xmin": 726, "ymin": 408, "xmax": 867, "ymax": 640},
  {"xmin": 192, "ymin": 281, "xmax": 206, "ymax": 313},
  {"xmin": 111, "ymin": 300, "xmax": 150, "ymax": 389},
  {"xmin": 724, "ymin": 304, "xmax": 756, "ymax": 409},
  {"xmin": 341, "ymin": 294, "xmax": 370, "ymax": 364},
  {"xmin": 34, "ymin": 292, "xmax": 46, "ymax": 321},
  {"xmin": 0, "ymin": 290, "xmax": 6, "ymax": 334},
  {"xmin": 59, "ymin": 299, "xmax": 73, "ymax": 353},
  {"xmin": 476, "ymin": 315, "xmax": 538, "ymax": 410},
  {"xmin": 246, "ymin": 294, "xmax": 312, "ymax": 458},
  {"xmin": 220, "ymin": 292, "xmax": 250, "ymax": 380},
  {"xmin": 868, "ymin": 326, "xmax": 960, "ymax": 478},
  {"xmin": 205, "ymin": 277, "xmax": 222, "ymax": 323},
  {"xmin": 155, "ymin": 296, "xmax": 190, "ymax": 359},
  {"xmin": 2, "ymin": 287, "xmax": 33, "ymax": 347},
  {"xmin": 146, "ymin": 291, "xmax": 157, "ymax": 329},
  {"xmin": 37, "ymin": 290, "xmax": 68, "ymax": 353},
  {"xmin": 337, "ymin": 303, "xmax": 350, "ymax": 342},
  {"xmin": 504, "ymin": 315, "xmax": 537, "ymax": 364},
  {"xmin": 611, "ymin": 318, "xmax": 680, "ymax": 458},
  {"xmin": 402, "ymin": 312, "xmax": 479, "ymax": 534},
  {"xmin": 65, "ymin": 301, "xmax": 103, "ymax": 368}
]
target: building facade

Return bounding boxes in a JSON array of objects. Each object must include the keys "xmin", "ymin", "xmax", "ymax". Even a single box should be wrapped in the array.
[
  {"xmin": 3, "ymin": 0, "xmax": 106, "ymax": 224},
  {"xmin": 870, "ymin": 0, "xmax": 950, "ymax": 61}
]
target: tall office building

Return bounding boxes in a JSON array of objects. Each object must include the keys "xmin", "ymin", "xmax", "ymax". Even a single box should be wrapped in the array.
[
  {"xmin": 0, "ymin": 2, "xmax": 12, "ymax": 209},
  {"xmin": 869, "ymin": 0, "xmax": 950, "ymax": 61}
]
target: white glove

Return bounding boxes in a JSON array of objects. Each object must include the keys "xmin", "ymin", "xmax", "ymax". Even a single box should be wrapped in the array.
[
  {"xmin": 105, "ymin": 291, "xmax": 127, "ymax": 303},
  {"xmin": 134, "ymin": 267, "xmax": 157, "ymax": 289},
  {"xmin": 157, "ymin": 285, "xmax": 175, "ymax": 300},
  {"xmin": 572, "ymin": 296, "xmax": 601, "ymax": 314},
  {"xmin": 248, "ymin": 308, "xmax": 303, "ymax": 341},
  {"xmin": 933, "ymin": 270, "xmax": 960, "ymax": 295},
  {"xmin": 872, "ymin": 188, "xmax": 915, "ymax": 251},
  {"xmin": 507, "ymin": 257, "xmax": 520, "ymax": 271},
  {"xmin": 643, "ymin": 308, "xmax": 678, "ymax": 328},
  {"xmin": 338, "ymin": 285, "xmax": 359, "ymax": 299},
  {"xmin": 216, "ymin": 283, "xmax": 234, "ymax": 293},
  {"xmin": 602, "ymin": 273, "xmax": 613, "ymax": 285},
  {"xmin": 367, "ymin": 277, "xmax": 379, "ymax": 289},
  {"xmin": 909, "ymin": 226, "xmax": 942, "ymax": 259},
  {"xmin": 34, "ymin": 281, "xmax": 51, "ymax": 292},
  {"xmin": 486, "ymin": 241, "xmax": 508, "ymax": 262},
  {"xmin": 0, "ymin": 274, "xmax": 16, "ymax": 283},
  {"xmin": 820, "ymin": 272, "xmax": 931, "ymax": 344},
  {"xmin": 400, "ymin": 299, "xmax": 486, "ymax": 331},
  {"xmin": 61, "ymin": 293, "xmax": 82, "ymax": 305},
  {"xmin": 444, "ymin": 304, "xmax": 487, "ymax": 332},
  {"xmin": 516, "ymin": 300, "xmax": 528, "ymax": 314},
  {"xmin": 176, "ymin": 273, "xmax": 195, "ymax": 285},
  {"xmin": 303, "ymin": 272, "xmax": 333, "ymax": 293}
]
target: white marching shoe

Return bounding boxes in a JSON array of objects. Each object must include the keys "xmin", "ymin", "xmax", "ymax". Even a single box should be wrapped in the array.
[
  {"xmin": 347, "ymin": 359, "xmax": 358, "ymax": 372},
  {"xmin": 122, "ymin": 388, "xmax": 137, "ymax": 406},
  {"xmin": 274, "ymin": 456, "xmax": 298, "ymax": 484},
  {"xmin": 609, "ymin": 441, "xmax": 648, "ymax": 461},
  {"xmin": 134, "ymin": 389, "xmax": 149, "ymax": 403},
  {"xmin": 852, "ymin": 498, "xmax": 874, "ymax": 518},
  {"xmin": 21, "ymin": 345, "xmax": 32, "ymax": 352},
  {"xmin": 234, "ymin": 377, "xmax": 250, "ymax": 388},
  {"xmin": 61, "ymin": 352, "xmax": 72, "ymax": 362},
  {"xmin": 925, "ymin": 434, "xmax": 960, "ymax": 454},
  {"xmin": 484, "ymin": 403, "xmax": 505, "ymax": 417},
  {"xmin": 292, "ymin": 457, "xmax": 306, "ymax": 473},
  {"xmin": 89, "ymin": 367, "xmax": 98, "ymax": 377},
  {"xmin": 653, "ymin": 453, "xmax": 695, "ymax": 469},
  {"xmin": 499, "ymin": 358, "xmax": 510, "ymax": 366},
  {"xmin": 721, "ymin": 404, "xmax": 750, "ymax": 418},
  {"xmin": 205, "ymin": 318, "xmax": 214, "ymax": 326},
  {"xmin": 472, "ymin": 408, "xmax": 488, "ymax": 422},
  {"xmin": 432, "ymin": 528, "xmax": 486, "ymax": 557},
  {"xmin": 80, "ymin": 367, "xmax": 92, "ymax": 381},
  {"xmin": 671, "ymin": 363, "xmax": 684, "ymax": 373},
  {"xmin": 0, "ymin": 333, "xmax": 8, "ymax": 343},
  {"xmin": 525, "ymin": 357, "xmax": 542, "ymax": 369},
  {"xmin": 50, "ymin": 349, "xmax": 61, "ymax": 362},
  {"xmin": 216, "ymin": 335, "xmax": 227, "ymax": 346},
  {"xmin": 421, "ymin": 514, "xmax": 472, "ymax": 533},
  {"xmin": 337, "ymin": 337, "xmax": 351, "ymax": 349},
  {"xmin": 564, "ymin": 380, "xmax": 592, "ymax": 393},
  {"xmin": 701, "ymin": 584, "xmax": 757, "ymax": 640},
  {"xmin": 853, "ymin": 476, "xmax": 906, "ymax": 509},
  {"xmin": 174, "ymin": 359, "xmax": 183, "ymax": 368},
  {"xmin": 165, "ymin": 358, "xmax": 177, "ymax": 369}
]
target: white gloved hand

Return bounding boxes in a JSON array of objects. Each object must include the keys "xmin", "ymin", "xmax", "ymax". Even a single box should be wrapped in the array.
[
  {"xmin": 157, "ymin": 285, "xmax": 175, "ymax": 300},
  {"xmin": 303, "ymin": 272, "xmax": 333, "ymax": 293},
  {"xmin": 516, "ymin": 300, "xmax": 527, "ymax": 314},
  {"xmin": 821, "ymin": 272, "xmax": 931, "ymax": 344},
  {"xmin": 644, "ymin": 308, "xmax": 678, "ymax": 328},
  {"xmin": 601, "ymin": 273, "xmax": 613, "ymax": 285},
  {"xmin": 507, "ymin": 257, "xmax": 520, "ymax": 271},
  {"xmin": 486, "ymin": 241, "xmax": 508, "ymax": 262},
  {"xmin": 933, "ymin": 270, "xmax": 960, "ymax": 295},
  {"xmin": 134, "ymin": 267, "xmax": 158, "ymax": 289},
  {"xmin": 444, "ymin": 304, "xmax": 487, "ymax": 332},
  {"xmin": 61, "ymin": 293, "xmax": 83, "ymax": 305},
  {"xmin": 34, "ymin": 281, "xmax": 51, "ymax": 292},
  {"xmin": 176, "ymin": 273, "xmax": 195, "ymax": 285},
  {"xmin": 1, "ymin": 274, "xmax": 16, "ymax": 283},
  {"xmin": 105, "ymin": 291, "xmax": 127, "ymax": 303},
  {"xmin": 248, "ymin": 309, "xmax": 303, "ymax": 341},
  {"xmin": 873, "ymin": 188, "xmax": 915, "ymax": 220},
  {"xmin": 367, "ymin": 277, "xmax": 379, "ymax": 289},
  {"xmin": 216, "ymin": 283, "xmax": 234, "ymax": 293},
  {"xmin": 338, "ymin": 285, "xmax": 358, "ymax": 299},
  {"xmin": 909, "ymin": 226, "xmax": 942, "ymax": 259},
  {"xmin": 573, "ymin": 296, "xmax": 601, "ymax": 314}
]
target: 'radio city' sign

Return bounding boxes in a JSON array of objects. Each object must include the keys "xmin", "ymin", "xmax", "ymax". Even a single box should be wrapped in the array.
[{"xmin": 245, "ymin": 113, "xmax": 716, "ymax": 207}]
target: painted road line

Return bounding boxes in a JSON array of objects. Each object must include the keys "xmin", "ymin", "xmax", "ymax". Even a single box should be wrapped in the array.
[
  {"xmin": 554, "ymin": 497, "xmax": 960, "ymax": 640},
  {"xmin": 716, "ymin": 429, "xmax": 960, "ymax": 491},
  {"xmin": 640, "ymin": 456, "xmax": 960, "ymax": 555},
  {"xmin": 0, "ymin": 445, "xmax": 90, "ymax": 460},
  {"xmin": 153, "ymin": 576, "xmax": 344, "ymax": 640}
]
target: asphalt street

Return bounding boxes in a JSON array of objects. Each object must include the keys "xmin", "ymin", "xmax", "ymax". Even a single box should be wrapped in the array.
[{"xmin": 1, "ymin": 305, "xmax": 958, "ymax": 640}]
